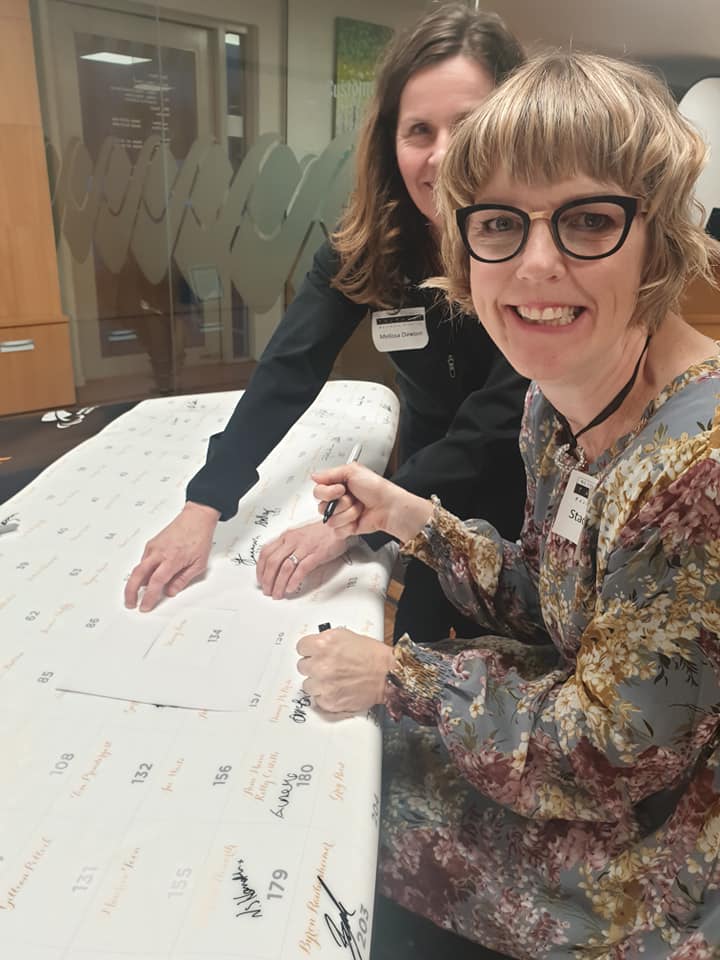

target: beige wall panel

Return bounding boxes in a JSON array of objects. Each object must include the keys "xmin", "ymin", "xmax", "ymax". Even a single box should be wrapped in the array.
[
  {"xmin": 286, "ymin": 0, "xmax": 427, "ymax": 159},
  {"xmin": 490, "ymin": 0, "xmax": 720, "ymax": 59},
  {"xmin": 0, "ymin": 322, "xmax": 75, "ymax": 414}
]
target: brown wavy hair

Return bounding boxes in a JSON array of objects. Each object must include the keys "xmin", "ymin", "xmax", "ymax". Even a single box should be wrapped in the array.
[
  {"xmin": 332, "ymin": 2, "xmax": 525, "ymax": 308},
  {"xmin": 434, "ymin": 51, "xmax": 720, "ymax": 332}
]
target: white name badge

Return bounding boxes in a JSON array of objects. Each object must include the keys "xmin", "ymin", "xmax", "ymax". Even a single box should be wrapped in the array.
[
  {"xmin": 371, "ymin": 307, "xmax": 429, "ymax": 352},
  {"xmin": 550, "ymin": 468, "xmax": 598, "ymax": 545}
]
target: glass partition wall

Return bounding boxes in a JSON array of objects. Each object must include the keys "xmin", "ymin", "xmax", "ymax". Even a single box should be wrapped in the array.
[
  {"xmin": 30, "ymin": 0, "xmax": 429, "ymax": 403},
  {"xmin": 29, "ymin": 0, "xmax": 720, "ymax": 406}
]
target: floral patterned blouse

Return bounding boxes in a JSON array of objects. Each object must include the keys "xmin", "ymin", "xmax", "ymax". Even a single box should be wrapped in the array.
[{"xmin": 379, "ymin": 354, "xmax": 720, "ymax": 960}]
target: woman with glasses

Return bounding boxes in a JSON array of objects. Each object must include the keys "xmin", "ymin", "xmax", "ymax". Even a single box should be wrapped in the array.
[
  {"xmin": 298, "ymin": 52, "xmax": 720, "ymax": 958},
  {"xmin": 124, "ymin": 4, "xmax": 528, "ymax": 647}
]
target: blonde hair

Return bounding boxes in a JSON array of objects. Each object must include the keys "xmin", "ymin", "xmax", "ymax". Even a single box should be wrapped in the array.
[
  {"xmin": 434, "ymin": 51, "xmax": 720, "ymax": 331},
  {"xmin": 332, "ymin": 3, "xmax": 524, "ymax": 308}
]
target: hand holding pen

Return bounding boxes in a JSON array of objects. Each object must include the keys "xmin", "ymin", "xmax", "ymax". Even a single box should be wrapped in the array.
[
  {"xmin": 322, "ymin": 443, "xmax": 363, "ymax": 523},
  {"xmin": 313, "ymin": 452, "xmax": 433, "ymax": 542}
]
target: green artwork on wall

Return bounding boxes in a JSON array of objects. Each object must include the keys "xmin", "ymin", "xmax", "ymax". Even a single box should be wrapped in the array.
[{"xmin": 333, "ymin": 17, "xmax": 394, "ymax": 135}]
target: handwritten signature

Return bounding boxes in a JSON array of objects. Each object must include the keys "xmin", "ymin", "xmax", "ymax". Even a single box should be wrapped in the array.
[
  {"xmin": 232, "ymin": 859, "xmax": 262, "ymax": 919},
  {"xmin": 290, "ymin": 691, "xmax": 311, "ymax": 724},
  {"xmin": 231, "ymin": 534, "xmax": 262, "ymax": 567},
  {"xmin": 254, "ymin": 507, "xmax": 280, "ymax": 528},
  {"xmin": 318, "ymin": 876, "xmax": 362, "ymax": 959}
]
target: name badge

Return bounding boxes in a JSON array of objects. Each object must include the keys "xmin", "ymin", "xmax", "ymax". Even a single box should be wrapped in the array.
[
  {"xmin": 371, "ymin": 307, "xmax": 428, "ymax": 352},
  {"xmin": 550, "ymin": 468, "xmax": 598, "ymax": 545}
]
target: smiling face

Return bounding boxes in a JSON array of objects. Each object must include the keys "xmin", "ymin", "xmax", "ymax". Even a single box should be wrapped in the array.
[
  {"xmin": 395, "ymin": 55, "xmax": 495, "ymax": 227},
  {"xmin": 468, "ymin": 171, "xmax": 648, "ymax": 393}
]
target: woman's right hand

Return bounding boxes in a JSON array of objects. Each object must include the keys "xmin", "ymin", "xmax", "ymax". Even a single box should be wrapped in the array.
[
  {"xmin": 313, "ymin": 463, "xmax": 433, "ymax": 543},
  {"xmin": 124, "ymin": 501, "xmax": 220, "ymax": 611}
]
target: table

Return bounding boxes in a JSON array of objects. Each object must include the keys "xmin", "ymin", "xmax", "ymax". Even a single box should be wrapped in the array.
[{"xmin": 0, "ymin": 381, "xmax": 399, "ymax": 959}]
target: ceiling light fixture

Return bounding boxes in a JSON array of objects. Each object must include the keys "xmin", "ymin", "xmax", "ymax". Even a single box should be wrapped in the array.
[{"xmin": 80, "ymin": 52, "xmax": 152, "ymax": 65}]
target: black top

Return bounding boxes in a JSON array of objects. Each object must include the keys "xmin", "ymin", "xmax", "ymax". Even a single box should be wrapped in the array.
[{"xmin": 187, "ymin": 240, "xmax": 529, "ymax": 543}]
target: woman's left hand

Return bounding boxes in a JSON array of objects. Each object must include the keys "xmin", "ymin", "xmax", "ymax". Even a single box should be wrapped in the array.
[
  {"xmin": 256, "ymin": 520, "xmax": 349, "ymax": 599},
  {"xmin": 296, "ymin": 628, "xmax": 395, "ymax": 713}
]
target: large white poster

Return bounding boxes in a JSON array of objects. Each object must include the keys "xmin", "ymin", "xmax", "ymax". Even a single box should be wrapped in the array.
[{"xmin": 0, "ymin": 381, "xmax": 398, "ymax": 958}]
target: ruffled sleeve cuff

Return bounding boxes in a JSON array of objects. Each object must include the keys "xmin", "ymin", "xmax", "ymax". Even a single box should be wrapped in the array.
[
  {"xmin": 400, "ymin": 495, "xmax": 503, "ymax": 597},
  {"xmin": 400, "ymin": 495, "xmax": 460, "ymax": 568},
  {"xmin": 383, "ymin": 633, "xmax": 455, "ymax": 724}
]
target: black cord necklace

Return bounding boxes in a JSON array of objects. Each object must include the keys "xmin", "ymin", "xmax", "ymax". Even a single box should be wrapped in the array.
[{"xmin": 554, "ymin": 335, "xmax": 651, "ymax": 452}]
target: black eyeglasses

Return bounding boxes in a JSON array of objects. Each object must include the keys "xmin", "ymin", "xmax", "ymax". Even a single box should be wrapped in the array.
[{"xmin": 456, "ymin": 195, "xmax": 639, "ymax": 263}]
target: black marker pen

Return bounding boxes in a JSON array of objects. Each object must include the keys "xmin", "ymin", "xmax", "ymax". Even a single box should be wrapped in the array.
[{"xmin": 322, "ymin": 442, "xmax": 362, "ymax": 523}]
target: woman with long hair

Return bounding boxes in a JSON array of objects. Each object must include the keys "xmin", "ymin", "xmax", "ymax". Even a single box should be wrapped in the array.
[{"xmin": 125, "ymin": 3, "xmax": 528, "ymax": 646}]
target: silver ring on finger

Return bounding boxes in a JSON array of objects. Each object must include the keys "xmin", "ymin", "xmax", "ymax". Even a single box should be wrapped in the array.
[{"xmin": 288, "ymin": 552, "xmax": 300, "ymax": 567}]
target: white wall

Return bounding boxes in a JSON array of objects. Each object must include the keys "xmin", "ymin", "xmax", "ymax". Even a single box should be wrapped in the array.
[
  {"xmin": 490, "ymin": 0, "xmax": 720, "ymax": 59},
  {"xmin": 285, "ymin": 0, "xmax": 429, "ymax": 160},
  {"xmin": 680, "ymin": 78, "xmax": 720, "ymax": 218}
]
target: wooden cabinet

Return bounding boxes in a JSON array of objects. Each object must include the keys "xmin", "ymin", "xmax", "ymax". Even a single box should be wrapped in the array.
[
  {"xmin": 0, "ymin": 0, "xmax": 75, "ymax": 415},
  {"xmin": 0, "ymin": 323, "xmax": 75, "ymax": 415},
  {"xmin": 684, "ymin": 267, "xmax": 720, "ymax": 342}
]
